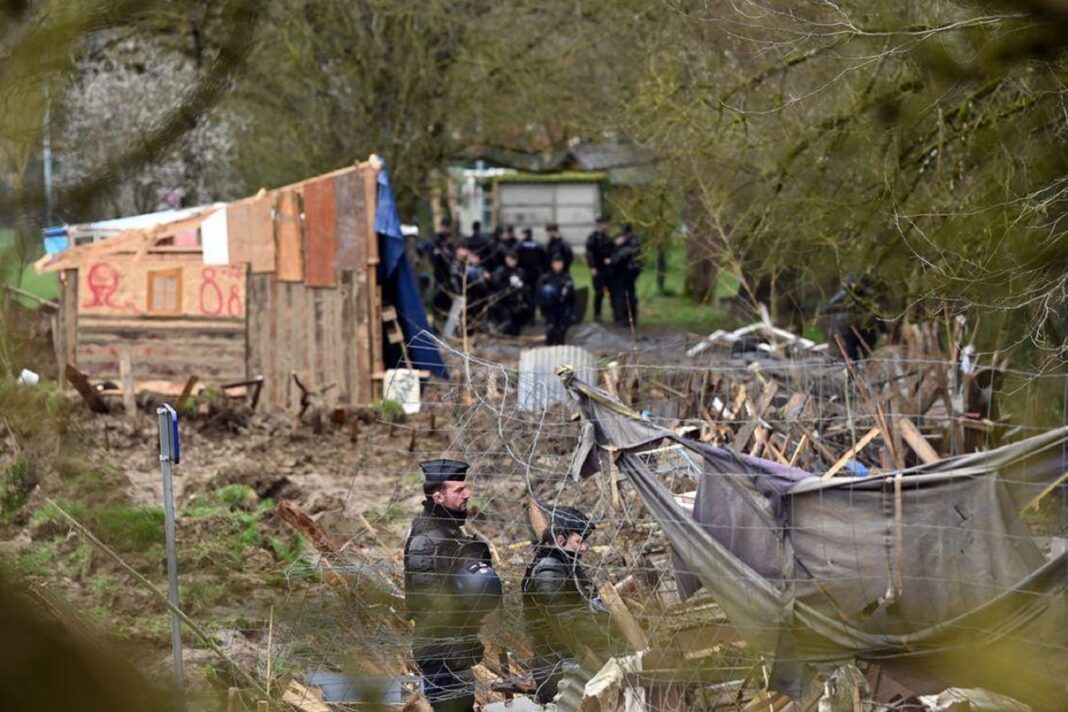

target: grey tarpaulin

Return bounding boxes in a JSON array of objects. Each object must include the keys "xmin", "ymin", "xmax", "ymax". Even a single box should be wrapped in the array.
[{"xmin": 557, "ymin": 367, "xmax": 1068, "ymax": 710}]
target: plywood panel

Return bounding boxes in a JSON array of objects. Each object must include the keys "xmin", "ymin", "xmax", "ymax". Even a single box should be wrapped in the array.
[
  {"xmin": 303, "ymin": 176, "xmax": 337, "ymax": 287},
  {"xmin": 76, "ymin": 257, "xmax": 245, "ymax": 319},
  {"xmin": 229, "ymin": 194, "xmax": 275, "ymax": 273},
  {"xmin": 335, "ymin": 170, "xmax": 364, "ymax": 271},
  {"xmin": 275, "ymin": 189, "xmax": 304, "ymax": 282}
]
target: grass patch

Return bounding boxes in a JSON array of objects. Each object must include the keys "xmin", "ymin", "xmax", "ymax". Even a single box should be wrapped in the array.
[
  {"xmin": 96, "ymin": 506, "xmax": 165, "ymax": 551},
  {"xmin": 1, "ymin": 456, "xmax": 38, "ymax": 520},
  {"xmin": 569, "ymin": 238, "xmax": 736, "ymax": 333}
]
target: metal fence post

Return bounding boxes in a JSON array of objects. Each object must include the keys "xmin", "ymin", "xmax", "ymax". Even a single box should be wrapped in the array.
[{"xmin": 157, "ymin": 404, "xmax": 184, "ymax": 700}]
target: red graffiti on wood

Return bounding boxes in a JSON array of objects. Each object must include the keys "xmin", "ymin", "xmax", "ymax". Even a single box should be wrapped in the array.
[
  {"xmin": 198, "ymin": 267, "xmax": 243, "ymax": 316},
  {"xmin": 81, "ymin": 262, "xmax": 138, "ymax": 312}
]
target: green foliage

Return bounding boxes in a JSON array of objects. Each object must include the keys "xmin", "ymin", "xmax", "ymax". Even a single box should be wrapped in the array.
[
  {"xmin": 95, "ymin": 506, "xmax": 165, "ymax": 552},
  {"xmin": 268, "ymin": 533, "xmax": 305, "ymax": 565},
  {"xmin": 0, "ymin": 456, "xmax": 37, "ymax": 519},
  {"xmin": 371, "ymin": 399, "xmax": 406, "ymax": 424},
  {"xmin": 31, "ymin": 498, "xmax": 87, "ymax": 527}
]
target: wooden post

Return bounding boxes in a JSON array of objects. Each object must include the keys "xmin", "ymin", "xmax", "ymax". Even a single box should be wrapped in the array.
[
  {"xmin": 119, "ymin": 350, "xmax": 136, "ymax": 417},
  {"xmin": 226, "ymin": 688, "xmax": 241, "ymax": 712}
]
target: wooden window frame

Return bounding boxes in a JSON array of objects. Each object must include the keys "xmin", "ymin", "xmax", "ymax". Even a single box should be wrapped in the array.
[{"xmin": 146, "ymin": 268, "xmax": 183, "ymax": 315}]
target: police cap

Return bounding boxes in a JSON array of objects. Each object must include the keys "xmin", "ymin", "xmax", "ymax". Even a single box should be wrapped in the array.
[{"xmin": 419, "ymin": 458, "xmax": 469, "ymax": 485}]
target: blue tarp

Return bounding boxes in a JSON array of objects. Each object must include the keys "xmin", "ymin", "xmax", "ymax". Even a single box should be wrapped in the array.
[{"xmin": 374, "ymin": 161, "xmax": 448, "ymax": 380}]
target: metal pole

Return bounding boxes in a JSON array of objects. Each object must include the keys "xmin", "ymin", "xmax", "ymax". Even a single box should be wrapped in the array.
[
  {"xmin": 157, "ymin": 405, "xmax": 184, "ymax": 700},
  {"xmin": 42, "ymin": 87, "xmax": 53, "ymax": 226}
]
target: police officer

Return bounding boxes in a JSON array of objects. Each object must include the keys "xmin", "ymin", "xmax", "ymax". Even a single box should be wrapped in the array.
[
  {"xmin": 464, "ymin": 220, "xmax": 491, "ymax": 261},
  {"xmin": 521, "ymin": 505, "xmax": 615, "ymax": 704},
  {"xmin": 404, "ymin": 460, "xmax": 502, "ymax": 712},
  {"xmin": 427, "ymin": 218, "xmax": 459, "ymax": 321},
  {"xmin": 585, "ymin": 215, "xmax": 613, "ymax": 321},
  {"xmin": 490, "ymin": 250, "xmax": 532, "ymax": 336},
  {"xmin": 545, "ymin": 223, "xmax": 574, "ymax": 271},
  {"xmin": 605, "ymin": 224, "xmax": 642, "ymax": 327},
  {"xmin": 537, "ymin": 255, "xmax": 576, "ymax": 346},
  {"xmin": 516, "ymin": 227, "xmax": 548, "ymax": 302}
]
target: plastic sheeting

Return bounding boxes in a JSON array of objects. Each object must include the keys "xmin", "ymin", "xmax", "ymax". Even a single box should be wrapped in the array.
[
  {"xmin": 560, "ymin": 369, "xmax": 1068, "ymax": 710},
  {"xmin": 373, "ymin": 161, "xmax": 448, "ymax": 380}
]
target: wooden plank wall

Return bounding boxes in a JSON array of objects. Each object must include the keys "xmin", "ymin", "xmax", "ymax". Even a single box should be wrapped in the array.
[
  {"xmin": 75, "ymin": 314, "xmax": 246, "ymax": 382},
  {"xmin": 52, "ymin": 269, "xmax": 78, "ymax": 372},
  {"xmin": 247, "ymin": 274, "xmax": 375, "ymax": 412}
]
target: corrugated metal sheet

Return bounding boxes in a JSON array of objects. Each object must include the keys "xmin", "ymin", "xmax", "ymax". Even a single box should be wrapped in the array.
[{"xmin": 517, "ymin": 345, "xmax": 596, "ymax": 412}]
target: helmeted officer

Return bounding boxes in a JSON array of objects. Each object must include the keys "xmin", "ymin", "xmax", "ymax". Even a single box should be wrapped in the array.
[
  {"xmin": 404, "ymin": 459, "xmax": 502, "ymax": 712},
  {"xmin": 585, "ymin": 215, "xmax": 613, "ymax": 321},
  {"xmin": 521, "ymin": 505, "xmax": 616, "ymax": 704}
]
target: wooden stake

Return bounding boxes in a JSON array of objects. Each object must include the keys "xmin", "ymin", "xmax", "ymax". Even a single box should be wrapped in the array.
[
  {"xmin": 226, "ymin": 687, "xmax": 241, "ymax": 712},
  {"xmin": 119, "ymin": 349, "xmax": 136, "ymax": 417},
  {"xmin": 822, "ymin": 427, "xmax": 880, "ymax": 479}
]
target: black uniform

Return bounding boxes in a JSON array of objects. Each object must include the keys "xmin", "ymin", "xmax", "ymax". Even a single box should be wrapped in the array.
[
  {"xmin": 516, "ymin": 237, "xmax": 548, "ymax": 299},
  {"xmin": 546, "ymin": 236, "xmax": 574, "ymax": 271},
  {"xmin": 606, "ymin": 232, "xmax": 641, "ymax": 327},
  {"xmin": 585, "ymin": 228, "xmax": 613, "ymax": 320},
  {"xmin": 521, "ymin": 546, "xmax": 614, "ymax": 703},
  {"xmin": 823, "ymin": 275, "xmax": 880, "ymax": 360},
  {"xmin": 429, "ymin": 232, "xmax": 459, "ymax": 321},
  {"xmin": 490, "ymin": 264, "xmax": 532, "ymax": 336},
  {"xmin": 537, "ymin": 271, "xmax": 576, "ymax": 346},
  {"xmin": 404, "ymin": 496, "xmax": 499, "ymax": 711}
]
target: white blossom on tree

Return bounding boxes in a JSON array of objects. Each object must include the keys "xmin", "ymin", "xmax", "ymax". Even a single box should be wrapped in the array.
[{"xmin": 56, "ymin": 39, "xmax": 242, "ymax": 220}]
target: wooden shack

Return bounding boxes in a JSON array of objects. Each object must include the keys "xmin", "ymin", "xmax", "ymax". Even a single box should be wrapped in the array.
[{"xmin": 36, "ymin": 159, "xmax": 388, "ymax": 412}]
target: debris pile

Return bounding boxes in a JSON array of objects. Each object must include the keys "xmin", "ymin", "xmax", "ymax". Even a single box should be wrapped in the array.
[{"xmin": 266, "ymin": 320, "xmax": 1065, "ymax": 711}]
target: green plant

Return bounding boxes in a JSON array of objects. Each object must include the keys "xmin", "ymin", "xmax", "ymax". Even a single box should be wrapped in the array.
[
  {"xmin": 95, "ymin": 505, "xmax": 165, "ymax": 551},
  {"xmin": 371, "ymin": 398, "xmax": 407, "ymax": 423},
  {"xmin": 218, "ymin": 483, "xmax": 258, "ymax": 510},
  {"xmin": 1, "ymin": 456, "xmax": 38, "ymax": 518}
]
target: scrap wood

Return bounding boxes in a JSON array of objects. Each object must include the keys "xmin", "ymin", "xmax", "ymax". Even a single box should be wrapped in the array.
[
  {"xmin": 119, "ymin": 350, "xmax": 136, "ymax": 417},
  {"xmin": 1023, "ymin": 470, "xmax": 1068, "ymax": 513},
  {"xmin": 527, "ymin": 497, "xmax": 548, "ymax": 541},
  {"xmin": 733, "ymin": 381, "xmax": 779, "ymax": 451},
  {"xmin": 278, "ymin": 500, "xmax": 337, "ymax": 554},
  {"xmin": 282, "ymin": 681, "xmax": 331, "ymax": 712},
  {"xmin": 822, "ymin": 427, "xmax": 880, "ymax": 479},
  {"xmin": 896, "ymin": 416, "xmax": 941, "ymax": 465},
  {"xmin": 743, "ymin": 690, "xmax": 792, "ymax": 712},
  {"xmin": 176, "ymin": 375, "xmax": 199, "ymax": 412},
  {"xmin": 598, "ymin": 581, "xmax": 649, "ymax": 651},
  {"xmin": 65, "ymin": 364, "xmax": 108, "ymax": 414}
]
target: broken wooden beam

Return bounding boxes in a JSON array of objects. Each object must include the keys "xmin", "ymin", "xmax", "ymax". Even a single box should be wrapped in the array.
[
  {"xmin": 822, "ymin": 427, "xmax": 880, "ymax": 479},
  {"xmin": 175, "ymin": 376, "xmax": 199, "ymax": 413},
  {"xmin": 896, "ymin": 416, "xmax": 940, "ymax": 465},
  {"xmin": 64, "ymin": 364, "xmax": 109, "ymax": 414},
  {"xmin": 598, "ymin": 581, "xmax": 649, "ymax": 651}
]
